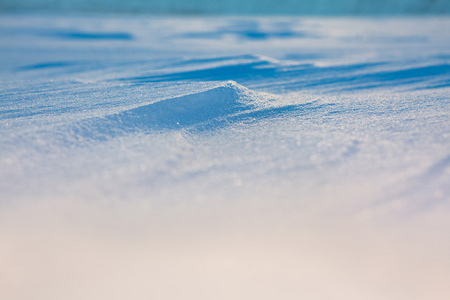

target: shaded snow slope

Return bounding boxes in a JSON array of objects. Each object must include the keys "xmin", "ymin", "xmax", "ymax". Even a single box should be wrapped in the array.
[{"xmin": 71, "ymin": 81, "xmax": 275, "ymax": 137}]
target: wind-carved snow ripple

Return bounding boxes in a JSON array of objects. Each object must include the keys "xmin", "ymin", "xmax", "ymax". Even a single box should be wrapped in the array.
[
  {"xmin": 65, "ymin": 81, "xmax": 301, "ymax": 141},
  {"xmin": 123, "ymin": 54, "xmax": 450, "ymax": 93}
]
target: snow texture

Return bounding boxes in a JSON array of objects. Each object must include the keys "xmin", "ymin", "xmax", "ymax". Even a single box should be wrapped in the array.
[{"xmin": 0, "ymin": 14, "xmax": 450, "ymax": 300}]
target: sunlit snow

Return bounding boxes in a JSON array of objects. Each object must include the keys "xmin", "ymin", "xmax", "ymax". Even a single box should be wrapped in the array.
[{"xmin": 1, "ymin": 14, "xmax": 450, "ymax": 300}]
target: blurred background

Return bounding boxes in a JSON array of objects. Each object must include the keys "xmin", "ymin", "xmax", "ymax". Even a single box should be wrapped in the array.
[{"xmin": 1, "ymin": 0, "xmax": 449, "ymax": 15}]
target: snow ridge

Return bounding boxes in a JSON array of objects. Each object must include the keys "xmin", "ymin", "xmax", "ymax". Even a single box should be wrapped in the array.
[{"xmin": 67, "ymin": 81, "xmax": 278, "ymax": 139}]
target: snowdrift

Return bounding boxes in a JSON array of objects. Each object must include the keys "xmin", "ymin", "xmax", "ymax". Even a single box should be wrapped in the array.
[{"xmin": 67, "ymin": 81, "xmax": 280, "ymax": 140}]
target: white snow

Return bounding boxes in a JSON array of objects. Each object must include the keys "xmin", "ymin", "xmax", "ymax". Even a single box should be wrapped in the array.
[{"xmin": 0, "ymin": 14, "xmax": 450, "ymax": 300}]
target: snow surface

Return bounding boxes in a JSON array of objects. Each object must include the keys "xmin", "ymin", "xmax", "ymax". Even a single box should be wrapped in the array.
[{"xmin": 1, "ymin": 14, "xmax": 450, "ymax": 300}]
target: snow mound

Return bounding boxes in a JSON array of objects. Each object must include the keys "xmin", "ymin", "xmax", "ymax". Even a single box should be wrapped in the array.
[{"xmin": 68, "ymin": 81, "xmax": 276, "ymax": 139}]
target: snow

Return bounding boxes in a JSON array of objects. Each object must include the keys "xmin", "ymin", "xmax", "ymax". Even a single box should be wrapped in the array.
[{"xmin": 1, "ymin": 13, "xmax": 450, "ymax": 300}]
